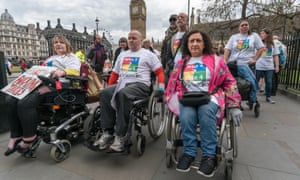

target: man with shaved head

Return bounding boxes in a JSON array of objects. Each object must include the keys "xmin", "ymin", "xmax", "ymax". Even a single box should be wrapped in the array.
[{"xmin": 94, "ymin": 30, "xmax": 165, "ymax": 153}]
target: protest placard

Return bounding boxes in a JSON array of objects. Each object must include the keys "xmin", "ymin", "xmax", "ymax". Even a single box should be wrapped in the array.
[{"xmin": 1, "ymin": 66, "xmax": 57, "ymax": 99}]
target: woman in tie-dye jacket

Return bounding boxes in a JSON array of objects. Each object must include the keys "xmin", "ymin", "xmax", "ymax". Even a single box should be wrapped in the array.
[{"xmin": 164, "ymin": 30, "xmax": 242, "ymax": 177}]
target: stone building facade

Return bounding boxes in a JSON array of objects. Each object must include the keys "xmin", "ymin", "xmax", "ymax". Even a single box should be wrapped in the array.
[
  {"xmin": 0, "ymin": 9, "xmax": 112, "ymax": 62},
  {"xmin": 0, "ymin": 9, "xmax": 41, "ymax": 61}
]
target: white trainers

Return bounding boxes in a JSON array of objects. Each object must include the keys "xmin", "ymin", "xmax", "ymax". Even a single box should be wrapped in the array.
[
  {"xmin": 93, "ymin": 131, "xmax": 114, "ymax": 150},
  {"xmin": 109, "ymin": 136, "xmax": 127, "ymax": 152},
  {"xmin": 266, "ymin": 97, "xmax": 275, "ymax": 104}
]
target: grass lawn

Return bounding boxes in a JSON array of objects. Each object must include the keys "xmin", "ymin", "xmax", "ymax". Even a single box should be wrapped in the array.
[{"xmin": 11, "ymin": 66, "xmax": 21, "ymax": 73}]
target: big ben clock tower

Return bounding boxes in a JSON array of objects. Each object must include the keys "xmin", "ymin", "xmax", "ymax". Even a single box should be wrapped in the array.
[{"xmin": 130, "ymin": 0, "xmax": 146, "ymax": 39}]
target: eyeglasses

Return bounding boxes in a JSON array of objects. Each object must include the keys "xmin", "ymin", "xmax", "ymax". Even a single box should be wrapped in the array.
[{"xmin": 169, "ymin": 18, "xmax": 177, "ymax": 22}]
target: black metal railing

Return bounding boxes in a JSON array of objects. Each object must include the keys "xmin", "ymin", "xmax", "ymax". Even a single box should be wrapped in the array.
[{"xmin": 280, "ymin": 31, "xmax": 300, "ymax": 91}]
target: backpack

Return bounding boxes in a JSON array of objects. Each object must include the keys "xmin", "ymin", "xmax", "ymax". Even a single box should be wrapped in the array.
[{"xmin": 278, "ymin": 46, "xmax": 286, "ymax": 66}]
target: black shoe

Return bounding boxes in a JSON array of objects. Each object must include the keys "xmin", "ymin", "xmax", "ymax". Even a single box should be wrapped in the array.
[
  {"xmin": 176, "ymin": 153, "xmax": 195, "ymax": 172},
  {"xmin": 4, "ymin": 139, "xmax": 22, "ymax": 156},
  {"xmin": 197, "ymin": 156, "xmax": 216, "ymax": 178},
  {"xmin": 16, "ymin": 137, "xmax": 38, "ymax": 154},
  {"xmin": 246, "ymin": 102, "xmax": 253, "ymax": 110}
]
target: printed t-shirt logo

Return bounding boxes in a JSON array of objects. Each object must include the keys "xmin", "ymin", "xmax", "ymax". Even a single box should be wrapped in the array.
[
  {"xmin": 262, "ymin": 47, "xmax": 272, "ymax": 57},
  {"xmin": 183, "ymin": 63, "xmax": 206, "ymax": 81},
  {"xmin": 121, "ymin": 57, "xmax": 140, "ymax": 72},
  {"xmin": 173, "ymin": 39, "xmax": 180, "ymax": 53},
  {"xmin": 236, "ymin": 38, "xmax": 250, "ymax": 50}
]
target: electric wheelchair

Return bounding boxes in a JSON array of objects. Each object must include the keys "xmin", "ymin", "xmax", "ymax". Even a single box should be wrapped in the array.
[
  {"xmin": 164, "ymin": 106, "xmax": 238, "ymax": 180},
  {"xmin": 23, "ymin": 75, "xmax": 90, "ymax": 162},
  {"xmin": 83, "ymin": 79, "xmax": 166, "ymax": 156}
]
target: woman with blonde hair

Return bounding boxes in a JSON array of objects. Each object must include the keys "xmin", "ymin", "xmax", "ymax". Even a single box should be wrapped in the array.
[{"xmin": 4, "ymin": 35, "xmax": 80, "ymax": 156}]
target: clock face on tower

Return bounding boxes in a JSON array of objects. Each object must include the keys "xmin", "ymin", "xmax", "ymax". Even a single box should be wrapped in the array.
[{"xmin": 132, "ymin": 6, "xmax": 138, "ymax": 14}]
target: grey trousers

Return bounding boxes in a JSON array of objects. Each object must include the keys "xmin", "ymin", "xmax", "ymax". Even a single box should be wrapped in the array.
[{"xmin": 100, "ymin": 82, "xmax": 150, "ymax": 136}]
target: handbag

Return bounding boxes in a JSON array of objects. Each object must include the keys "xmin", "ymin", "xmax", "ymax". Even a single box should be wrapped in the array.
[
  {"xmin": 179, "ymin": 55, "xmax": 220, "ymax": 107},
  {"xmin": 86, "ymin": 64, "xmax": 102, "ymax": 97},
  {"xmin": 179, "ymin": 91, "xmax": 211, "ymax": 106}
]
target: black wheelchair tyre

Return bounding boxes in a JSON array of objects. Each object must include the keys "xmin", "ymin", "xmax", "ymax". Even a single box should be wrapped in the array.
[
  {"xmin": 50, "ymin": 140, "xmax": 71, "ymax": 162},
  {"xmin": 136, "ymin": 135, "xmax": 146, "ymax": 156},
  {"xmin": 225, "ymin": 159, "xmax": 233, "ymax": 180},
  {"xmin": 230, "ymin": 119, "xmax": 238, "ymax": 158},
  {"xmin": 83, "ymin": 105, "xmax": 102, "ymax": 143},
  {"xmin": 147, "ymin": 91, "xmax": 165, "ymax": 139}
]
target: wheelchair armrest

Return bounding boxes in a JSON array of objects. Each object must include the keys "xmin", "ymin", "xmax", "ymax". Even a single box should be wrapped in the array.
[
  {"xmin": 65, "ymin": 75, "xmax": 88, "ymax": 82},
  {"xmin": 37, "ymin": 75, "xmax": 56, "ymax": 87},
  {"xmin": 100, "ymin": 72, "xmax": 111, "ymax": 80}
]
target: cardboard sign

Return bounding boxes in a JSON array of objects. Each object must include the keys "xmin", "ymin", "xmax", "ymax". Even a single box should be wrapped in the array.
[{"xmin": 1, "ymin": 66, "xmax": 57, "ymax": 99}]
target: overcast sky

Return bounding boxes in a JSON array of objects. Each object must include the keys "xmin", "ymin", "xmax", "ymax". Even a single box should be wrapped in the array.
[
  {"xmin": 2, "ymin": 0, "xmax": 300, "ymax": 45},
  {"xmin": 0, "ymin": 0, "xmax": 207, "ymax": 44}
]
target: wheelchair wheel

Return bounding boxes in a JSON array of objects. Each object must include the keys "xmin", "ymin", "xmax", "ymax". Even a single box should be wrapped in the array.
[
  {"xmin": 93, "ymin": 105, "xmax": 101, "ymax": 121},
  {"xmin": 147, "ymin": 91, "xmax": 165, "ymax": 139},
  {"xmin": 166, "ymin": 150, "xmax": 173, "ymax": 168},
  {"xmin": 83, "ymin": 115, "xmax": 93, "ymax": 141},
  {"xmin": 230, "ymin": 119, "xmax": 238, "ymax": 158},
  {"xmin": 50, "ymin": 140, "xmax": 71, "ymax": 162},
  {"xmin": 224, "ymin": 159, "xmax": 233, "ymax": 180},
  {"xmin": 254, "ymin": 103, "xmax": 260, "ymax": 118},
  {"xmin": 136, "ymin": 134, "xmax": 146, "ymax": 156},
  {"xmin": 84, "ymin": 106, "xmax": 102, "ymax": 140},
  {"xmin": 164, "ymin": 110, "xmax": 172, "ymax": 141}
]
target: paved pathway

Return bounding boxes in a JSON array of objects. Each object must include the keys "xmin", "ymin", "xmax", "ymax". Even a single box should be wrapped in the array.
[{"xmin": 0, "ymin": 90, "xmax": 299, "ymax": 180}]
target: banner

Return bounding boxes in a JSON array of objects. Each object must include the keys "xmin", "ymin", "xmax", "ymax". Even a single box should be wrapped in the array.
[{"xmin": 1, "ymin": 65, "xmax": 57, "ymax": 99}]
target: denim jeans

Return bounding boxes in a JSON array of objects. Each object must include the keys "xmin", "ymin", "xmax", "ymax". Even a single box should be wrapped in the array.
[
  {"xmin": 238, "ymin": 65, "xmax": 258, "ymax": 103},
  {"xmin": 179, "ymin": 101, "xmax": 219, "ymax": 157},
  {"xmin": 256, "ymin": 70, "xmax": 274, "ymax": 98}
]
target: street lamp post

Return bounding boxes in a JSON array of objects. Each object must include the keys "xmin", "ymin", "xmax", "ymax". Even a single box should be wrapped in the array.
[
  {"xmin": 188, "ymin": 0, "xmax": 190, "ymax": 28},
  {"xmin": 95, "ymin": 17, "xmax": 99, "ymax": 35}
]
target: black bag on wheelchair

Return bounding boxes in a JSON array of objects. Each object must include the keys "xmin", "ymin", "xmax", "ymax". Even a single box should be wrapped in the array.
[
  {"xmin": 236, "ymin": 77, "xmax": 251, "ymax": 101},
  {"xmin": 179, "ymin": 91, "xmax": 211, "ymax": 106},
  {"xmin": 227, "ymin": 61, "xmax": 238, "ymax": 77}
]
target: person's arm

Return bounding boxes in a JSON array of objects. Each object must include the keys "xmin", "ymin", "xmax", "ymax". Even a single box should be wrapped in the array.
[
  {"xmin": 154, "ymin": 66, "xmax": 165, "ymax": 90},
  {"xmin": 108, "ymin": 71, "xmax": 119, "ymax": 85},
  {"xmin": 273, "ymin": 55, "xmax": 280, "ymax": 73},
  {"xmin": 248, "ymin": 47, "xmax": 264, "ymax": 64},
  {"xmin": 86, "ymin": 45, "xmax": 94, "ymax": 60},
  {"xmin": 223, "ymin": 48, "xmax": 231, "ymax": 63}
]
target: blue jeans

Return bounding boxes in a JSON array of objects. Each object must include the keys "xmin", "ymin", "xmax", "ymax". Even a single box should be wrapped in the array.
[
  {"xmin": 256, "ymin": 70, "xmax": 274, "ymax": 98},
  {"xmin": 238, "ymin": 65, "xmax": 258, "ymax": 103},
  {"xmin": 179, "ymin": 101, "xmax": 219, "ymax": 157}
]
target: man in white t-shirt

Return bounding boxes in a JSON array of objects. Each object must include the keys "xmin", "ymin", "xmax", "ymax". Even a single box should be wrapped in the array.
[
  {"xmin": 163, "ymin": 12, "xmax": 189, "ymax": 84},
  {"xmin": 94, "ymin": 30, "xmax": 165, "ymax": 153}
]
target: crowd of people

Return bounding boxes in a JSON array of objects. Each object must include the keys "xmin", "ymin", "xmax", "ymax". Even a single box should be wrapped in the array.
[{"xmin": 2, "ymin": 11, "xmax": 287, "ymax": 178}]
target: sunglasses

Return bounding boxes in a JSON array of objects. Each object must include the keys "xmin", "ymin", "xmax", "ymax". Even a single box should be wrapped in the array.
[{"xmin": 169, "ymin": 18, "xmax": 177, "ymax": 22}]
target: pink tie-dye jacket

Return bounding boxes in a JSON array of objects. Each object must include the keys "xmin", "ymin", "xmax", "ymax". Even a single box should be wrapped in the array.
[{"xmin": 164, "ymin": 55, "xmax": 241, "ymax": 124}]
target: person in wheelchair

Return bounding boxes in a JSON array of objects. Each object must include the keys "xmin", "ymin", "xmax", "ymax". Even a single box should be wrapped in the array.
[
  {"xmin": 94, "ymin": 30, "xmax": 165, "ymax": 153},
  {"xmin": 224, "ymin": 20, "xmax": 264, "ymax": 110},
  {"xmin": 164, "ymin": 30, "xmax": 242, "ymax": 177},
  {"xmin": 4, "ymin": 35, "xmax": 81, "ymax": 157}
]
